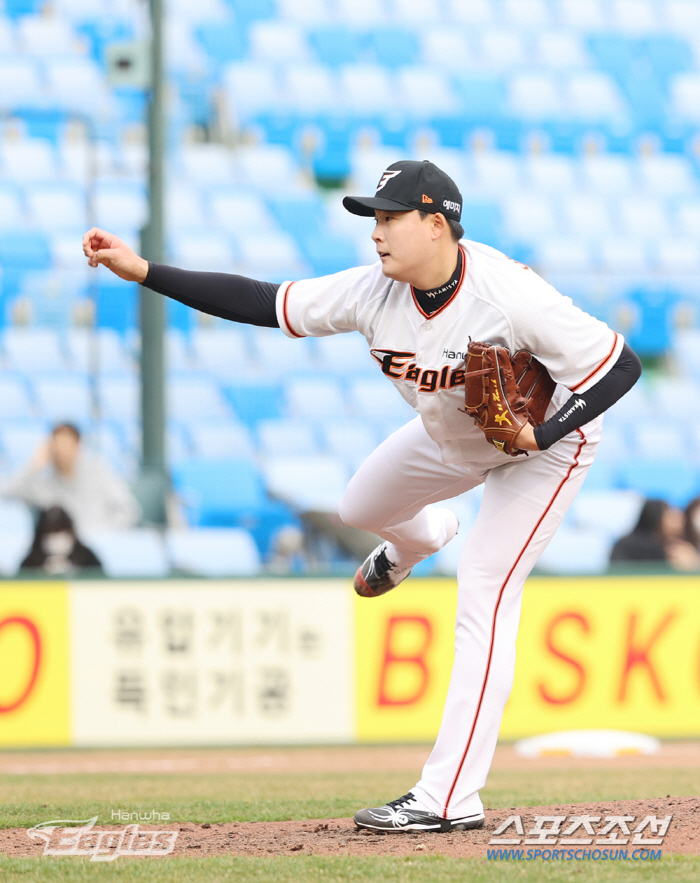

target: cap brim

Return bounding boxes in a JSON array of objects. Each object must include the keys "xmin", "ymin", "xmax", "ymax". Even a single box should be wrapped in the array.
[{"xmin": 343, "ymin": 195, "xmax": 416, "ymax": 217}]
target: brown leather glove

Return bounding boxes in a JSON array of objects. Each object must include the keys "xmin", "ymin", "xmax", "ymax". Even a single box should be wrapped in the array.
[{"xmin": 463, "ymin": 342, "xmax": 555, "ymax": 456}]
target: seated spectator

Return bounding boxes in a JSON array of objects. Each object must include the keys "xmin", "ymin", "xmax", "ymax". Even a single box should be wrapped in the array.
[
  {"xmin": 610, "ymin": 498, "xmax": 700, "ymax": 571},
  {"xmin": 684, "ymin": 496, "xmax": 700, "ymax": 550},
  {"xmin": 3, "ymin": 422, "xmax": 140, "ymax": 535},
  {"xmin": 20, "ymin": 506, "xmax": 102, "ymax": 576}
]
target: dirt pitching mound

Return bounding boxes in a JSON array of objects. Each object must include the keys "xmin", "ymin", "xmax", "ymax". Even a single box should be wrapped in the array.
[{"xmin": 2, "ymin": 796, "xmax": 698, "ymax": 859}]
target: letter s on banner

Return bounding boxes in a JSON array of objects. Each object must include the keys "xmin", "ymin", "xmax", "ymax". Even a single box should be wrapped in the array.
[
  {"xmin": 0, "ymin": 617, "xmax": 41, "ymax": 712},
  {"xmin": 538, "ymin": 612, "xmax": 589, "ymax": 705}
]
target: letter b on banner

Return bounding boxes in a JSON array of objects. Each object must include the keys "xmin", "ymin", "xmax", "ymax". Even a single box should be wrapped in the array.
[{"xmin": 354, "ymin": 582, "xmax": 457, "ymax": 741}]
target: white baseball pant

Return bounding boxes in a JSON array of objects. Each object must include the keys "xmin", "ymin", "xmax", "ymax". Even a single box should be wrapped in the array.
[{"xmin": 338, "ymin": 414, "xmax": 602, "ymax": 819}]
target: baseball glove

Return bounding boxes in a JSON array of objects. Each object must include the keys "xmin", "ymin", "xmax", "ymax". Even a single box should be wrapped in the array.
[{"xmin": 462, "ymin": 342, "xmax": 555, "ymax": 456}]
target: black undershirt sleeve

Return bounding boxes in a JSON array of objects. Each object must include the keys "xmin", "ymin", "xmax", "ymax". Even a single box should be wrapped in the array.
[
  {"xmin": 533, "ymin": 343, "xmax": 642, "ymax": 450},
  {"xmin": 143, "ymin": 263, "xmax": 280, "ymax": 328}
]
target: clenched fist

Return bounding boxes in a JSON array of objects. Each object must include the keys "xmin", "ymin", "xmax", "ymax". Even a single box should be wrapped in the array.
[{"xmin": 82, "ymin": 227, "xmax": 150, "ymax": 283}]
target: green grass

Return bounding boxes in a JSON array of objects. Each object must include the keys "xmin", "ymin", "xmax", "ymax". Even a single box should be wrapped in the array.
[
  {"xmin": 1, "ymin": 751, "xmax": 697, "ymax": 881},
  {"xmin": 0, "ymin": 856, "xmax": 699, "ymax": 883},
  {"xmin": 0, "ymin": 765, "xmax": 698, "ymax": 830}
]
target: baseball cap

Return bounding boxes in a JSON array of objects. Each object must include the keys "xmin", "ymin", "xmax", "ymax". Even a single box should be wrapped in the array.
[{"xmin": 343, "ymin": 160, "xmax": 463, "ymax": 221}]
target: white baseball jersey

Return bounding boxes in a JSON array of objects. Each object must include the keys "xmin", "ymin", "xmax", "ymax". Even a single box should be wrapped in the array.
[{"xmin": 277, "ymin": 240, "xmax": 623, "ymax": 467}]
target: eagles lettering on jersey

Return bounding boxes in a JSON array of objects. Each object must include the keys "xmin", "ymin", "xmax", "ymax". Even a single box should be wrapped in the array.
[{"xmin": 371, "ymin": 348, "xmax": 466, "ymax": 393}]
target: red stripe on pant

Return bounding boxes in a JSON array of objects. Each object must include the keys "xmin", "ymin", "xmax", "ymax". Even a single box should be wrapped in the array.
[{"xmin": 442, "ymin": 428, "xmax": 588, "ymax": 818}]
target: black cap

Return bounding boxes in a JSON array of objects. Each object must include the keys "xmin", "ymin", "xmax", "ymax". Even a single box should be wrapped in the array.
[{"xmin": 343, "ymin": 160, "xmax": 463, "ymax": 221}]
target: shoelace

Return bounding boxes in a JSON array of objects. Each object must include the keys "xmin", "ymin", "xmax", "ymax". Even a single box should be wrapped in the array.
[
  {"xmin": 386, "ymin": 792, "xmax": 416, "ymax": 810},
  {"xmin": 372, "ymin": 547, "xmax": 396, "ymax": 578}
]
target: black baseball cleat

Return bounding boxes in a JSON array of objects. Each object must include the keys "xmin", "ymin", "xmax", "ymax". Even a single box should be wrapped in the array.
[
  {"xmin": 354, "ymin": 792, "xmax": 485, "ymax": 833},
  {"xmin": 353, "ymin": 543, "xmax": 412, "ymax": 598}
]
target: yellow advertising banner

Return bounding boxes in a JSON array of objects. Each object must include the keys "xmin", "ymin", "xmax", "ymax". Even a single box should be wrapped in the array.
[
  {"xmin": 354, "ymin": 576, "xmax": 700, "ymax": 741},
  {"xmin": 0, "ymin": 583, "xmax": 70, "ymax": 746}
]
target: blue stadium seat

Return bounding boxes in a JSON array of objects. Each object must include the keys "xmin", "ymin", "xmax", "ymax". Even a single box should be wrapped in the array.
[
  {"xmin": 626, "ymin": 288, "xmax": 679, "ymax": 357},
  {"xmin": 83, "ymin": 529, "xmax": 169, "ymax": 578},
  {"xmin": 196, "ymin": 22, "xmax": 247, "ymax": 69},
  {"xmin": 367, "ymin": 27, "xmax": 419, "ymax": 68},
  {"xmin": 0, "ymin": 231, "xmax": 51, "ymax": 274},
  {"xmin": 644, "ymin": 35, "xmax": 694, "ymax": 84},
  {"xmin": 3, "ymin": 327, "xmax": 66, "ymax": 373},
  {"xmin": 4, "ymin": 0, "xmax": 44, "ymax": 18},
  {"xmin": 0, "ymin": 378, "xmax": 36, "ymax": 421},
  {"xmin": 618, "ymin": 458, "xmax": 700, "ymax": 508},
  {"xmin": 257, "ymin": 418, "xmax": 320, "ymax": 457},
  {"xmin": 309, "ymin": 26, "xmax": 363, "ymax": 67},
  {"xmin": 32, "ymin": 372, "xmax": 92, "ymax": 424},
  {"xmin": 267, "ymin": 194, "xmax": 326, "ymax": 236},
  {"xmin": 461, "ymin": 202, "xmax": 502, "ymax": 248},
  {"xmin": 166, "ymin": 527, "xmax": 261, "ymax": 576},
  {"xmin": 224, "ymin": 0, "xmax": 276, "ymax": 25},
  {"xmin": 96, "ymin": 278, "xmax": 138, "ymax": 333},
  {"xmin": 224, "ymin": 383, "xmax": 282, "ymax": 426},
  {"xmin": 297, "ymin": 232, "xmax": 359, "ymax": 277}
]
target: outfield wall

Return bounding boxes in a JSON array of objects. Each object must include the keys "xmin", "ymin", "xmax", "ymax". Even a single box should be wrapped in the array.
[{"xmin": 1, "ymin": 577, "xmax": 697, "ymax": 748}]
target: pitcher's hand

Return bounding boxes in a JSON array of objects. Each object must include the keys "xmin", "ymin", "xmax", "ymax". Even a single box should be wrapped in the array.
[{"xmin": 83, "ymin": 227, "xmax": 149, "ymax": 283}]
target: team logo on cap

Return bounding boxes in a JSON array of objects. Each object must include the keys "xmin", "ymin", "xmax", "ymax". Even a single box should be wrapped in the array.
[{"xmin": 376, "ymin": 169, "xmax": 402, "ymax": 191}]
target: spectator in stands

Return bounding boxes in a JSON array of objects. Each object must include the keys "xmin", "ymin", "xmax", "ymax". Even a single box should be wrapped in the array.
[
  {"xmin": 20, "ymin": 506, "xmax": 102, "ymax": 576},
  {"xmin": 3, "ymin": 423, "xmax": 140, "ymax": 535},
  {"xmin": 610, "ymin": 498, "xmax": 700, "ymax": 571},
  {"xmin": 684, "ymin": 496, "xmax": 700, "ymax": 550}
]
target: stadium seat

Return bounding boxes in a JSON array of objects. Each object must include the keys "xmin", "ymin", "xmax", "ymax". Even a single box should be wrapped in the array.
[
  {"xmin": 611, "ymin": 0, "xmax": 659, "ymax": 32},
  {"xmin": 94, "ymin": 180, "xmax": 148, "ymax": 230},
  {"xmin": 189, "ymin": 419, "xmax": 256, "ymax": 459},
  {"xmin": 503, "ymin": 0, "xmax": 551, "ymax": 27},
  {"xmin": 320, "ymin": 418, "xmax": 378, "ymax": 472},
  {"xmin": 562, "ymin": 194, "xmax": 614, "ymax": 237},
  {"xmin": 675, "ymin": 199, "xmax": 700, "ymax": 238},
  {"xmin": 582, "ymin": 154, "xmax": 634, "ymax": 195},
  {"xmin": 420, "ymin": 27, "xmax": 474, "ymax": 71},
  {"xmin": 397, "ymin": 66, "xmax": 459, "ymax": 118},
  {"xmin": 478, "ymin": 28, "xmax": 527, "ymax": 70},
  {"xmin": 557, "ymin": 0, "xmax": 607, "ymax": 30},
  {"xmin": 96, "ymin": 373, "xmax": 138, "ymax": 424},
  {"xmin": 180, "ymin": 143, "xmax": 235, "ymax": 186},
  {"xmin": 470, "ymin": 151, "xmax": 522, "ymax": 194},
  {"xmin": 502, "ymin": 194, "xmax": 558, "ymax": 239},
  {"xmin": 32, "ymin": 373, "xmax": 92, "ymax": 424},
  {"xmin": 563, "ymin": 72, "xmax": 626, "ymax": 121},
  {"xmin": 309, "ymin": 26, "xmax": 363, "ymax": 67},
  {"xmin": 83, "ymin": 529, "xmax": 170, "ymax": 578},
  {"xmin": 166, "ymin": 527, "xmax": 261, "ymax": 576},
  {"xmin": 0, "ymin": 18, "xmax": 15, "ymax": 53},
  {"xmin": 507, "ymin": 72, "xmax": 563, "ymax": 120},
  {"xmin": 339, "ymin": 65, "xmax": 394, "ymax": 118},
  {"xmin": 669, "ymin": 73, "xmax": 700, "ymax": 122},
  {"xmin": 537, "ymin": 526, "xmax": 612, "ymax": 574},
  {"xmin": 257, "ymin": 418, "xmax": 320, "ymax": 457},
  {"xmin": 190, "ymin": 327, "xmax": 254, "ymax": 379},
  {"xmin": 618, "ymin": 458, "xmax": 700, "ymax": 507},
  {"xmin": 315, "ymin": 333, "xmax": 377, "ymax": 376},
  {"xmin": 571, "ymin": 489, "xmax": 643, "ymax": 538},
  {"xmin": 534, "ymin": 30, "xmax": 590, "ymax": 68},
  {"xmin": 172, "ymin": 456, "xmax": 266, "ymax": 525},
  {"xmin": 45, "ymin": 57, "xmax": 113, "ymax": 118},
  {"xmin": 390, "ymin": 0, "xmax": 442, "ymax": 24},
  {"xmin": 278, "ymin": 0, "xmax": 333, "ymax": 25},
  {"xmin": 0, "ymin": 184, "xmax": 24, "ymax": 230},
  {"xmin": 0, "ymin": 377, "xmax": 36, "ymax": 421},
  {"xmin": 171, "ymin": 230, "xmax": 236, "ymax": 272},
  {"xmin": 536, "ymin": 238, "xmax": 592, "ymax": 272},
  {"xmin": 249, "ymin": 20, "xmax": 309, "ymax": 63},
  {"xmin": 637, "ymin": 155, "xmax": 696, "ymax": 196},
  {"xmin": 262, "ymin": 453, "xmax": 349, "ymax": 511},
  {"xmin": 232, "ymin": 145, "xmax": 301, "ymax": 193},
  {"xmin": 252, "ymin": 327, "xmax": 317, "ymax": 375},
  {"xmin": 3, "ymin": 328, "xmax": 66, "ymax": 373},
  {"xmin": 284, "ymin": 378, "xmax": 347, "ymax": 421},
  {"xmin": 223, "ymin": 383, "xmax": 281, "ymax": 427},
  {"xmin": 25, "ymin": 182, "xmax": 87, "ymax": 232},
  {"xmin": 599, "ymin": 237, "xmax": 648, "ymax": 272},
  {"xmin": 618, "ymin": 196, "xmax": 670, "ymax": 239},
  {"xmin": 222, "ymin": 61, "xmax": 281, "ymax": 120},
  {"xmin": 166, "ymin": 182, "xmax": 207, "ymax": 231},
  {"xmin": 0, "ymin": 56, "xmax": 44, "ymax": 112},
  {"xmin": 654, "ymin": 238, "xmax": 700, "ymax": 273},
  {"xmin": 524, "ymin": 154, "xmax": 577, "ymax": 192},
  {"xmin": 335, "ymin": 0, "xmax": 386, "ymax": 26},
  {"xmin": 195, "ymin": 20, "xmax": 247, "ymax": 70},
  {"xmin": 347, "ymin": 379, "xmax": 416, "ymax": 422},
  {"xmin": 368, "ymin": 27, "xmax": 419, "ymax": 68},
  {"xmin": 664, "ymin": 0, "xmax": 700, "ymax": 31},
  {"xmin": 447, "ymin": 0, "xmax": 494, "ymax": 25},
  {"xmin": 282, "ymin": 64, "xmax": 338, "ymax": 116},
  {"xmin": 168, "ymin": 375, "xmax": 232, "ymax": 423},
  {"xmin": 16, "ymin": 15, "xmax": 77, "ymax": 55}
]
